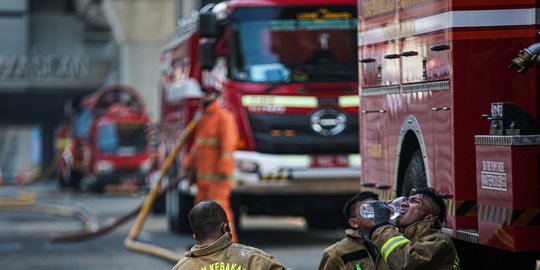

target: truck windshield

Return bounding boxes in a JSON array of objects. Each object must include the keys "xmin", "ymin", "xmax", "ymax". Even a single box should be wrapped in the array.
[
  {"xmin": 231, "ymin": 5, "xmax": 358, "ymax": 83},
  {"xmin": 97, "ymin": 123, "xmax": 146, "ymax": 155}
]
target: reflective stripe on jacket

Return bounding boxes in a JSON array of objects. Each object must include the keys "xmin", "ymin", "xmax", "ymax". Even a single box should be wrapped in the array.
[
  {"xmin": 172, "ymin": 233, "xmax": 287, "ymax": 270},
  {"xmin": 319, "ymin": 229, "xmax": 380, "ymax": 270},
  {"xmin": 371, "ymin": 218, "xmax": 460, "ymax": 270},
  {"xmin": 183, "ymin": 102, "xmax": 238, "ymax": 181}
]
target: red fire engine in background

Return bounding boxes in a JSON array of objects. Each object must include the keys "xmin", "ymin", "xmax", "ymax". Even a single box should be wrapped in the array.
[
  {"xmin": 357, "ymin": 0, "xmax": 539, "ymax": 267},
  {"xmin": 159, "ymin": 0, "xmax": 360, "ymax": 232},
  {"xmin": 58, "ymin": 84, "xmax": 154, "ymax": 192}
]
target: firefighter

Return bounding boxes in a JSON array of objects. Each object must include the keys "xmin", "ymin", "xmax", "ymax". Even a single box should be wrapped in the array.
[
  {"xmin": 182, "ymin": 88, "xmax": 239, "ymax": 242},
  {"xmin": 171, "ymin": 200, "xmax": 287, "ymax": 270},
  {"xmin": 319, "ymin": 191, "xmax": 383, "ymax": 270},
  {"xmin": 70, "ymin": 138, "xmax": 86, "ymax": 192},
  {"xmin": 368, "ymin": 187, "xmax": 461, "ymax": 270}
]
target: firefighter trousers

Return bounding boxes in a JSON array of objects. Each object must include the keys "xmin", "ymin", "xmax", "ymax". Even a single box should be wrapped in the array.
[{"xmin": 195, "ymin": 180, "xmax": 238, "ymax": 242}]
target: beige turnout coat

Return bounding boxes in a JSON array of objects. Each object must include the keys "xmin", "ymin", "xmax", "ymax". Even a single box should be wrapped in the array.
[
  {"xmin": 172, "ymin": 233, "xmax": 286, "ymax": 270},
  {"xmin": 319, "ymin": 229, "xmax": 379, "ymax": 270},
  {"xmin": 370, "ymin": 218, "xmax": 460, "ymax": 270}
]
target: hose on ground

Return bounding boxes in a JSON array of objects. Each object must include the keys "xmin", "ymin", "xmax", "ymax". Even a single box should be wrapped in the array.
[
  {"xmin": 0, "ymin": 197, "xmax": 98, "ymax": 232},
  {"xmin": 49, "ymin": 115, "xmax": 200, "ymax": 264},
  {"xmin": 124, "ymin": 115, "xmax": 199, "ymax": 262}
]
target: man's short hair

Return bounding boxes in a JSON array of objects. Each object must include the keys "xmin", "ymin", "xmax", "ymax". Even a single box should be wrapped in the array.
[
  {"xmin": 188, "ymin": 200, "xmax": 228, "ymax": 237},
  {"xmin": 412, "ymin": 187, "xmax": 447, "ymax": 223},
  {"xmin": 342, "ymin": 191, "xmax": 379, "ymax": 222}
]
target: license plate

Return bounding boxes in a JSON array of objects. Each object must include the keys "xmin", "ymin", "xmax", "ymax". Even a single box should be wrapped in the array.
[{"xmin": 310, "ymin": 155, "xmax": 349, "ymax": 168}]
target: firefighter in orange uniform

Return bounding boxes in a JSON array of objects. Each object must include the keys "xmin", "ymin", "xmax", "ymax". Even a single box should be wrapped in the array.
[{"xmin": 182, "ymin": 88, "xmax": 239, "ymax": 242}]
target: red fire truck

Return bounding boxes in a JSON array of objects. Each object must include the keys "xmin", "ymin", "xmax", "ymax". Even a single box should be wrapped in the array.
[
  {"xmin": 59, "ymin": 84, "xmax": 154, "ymax": 192},
  {"xmin": 160, "ymin": 0, "xmax": 360, "ymax": 232},
  {"xmin": 357, "ymin": 0, "xmax": 539, "ymax": 267}
]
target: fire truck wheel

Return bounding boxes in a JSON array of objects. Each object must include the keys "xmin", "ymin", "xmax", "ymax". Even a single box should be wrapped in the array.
[
  {"xmin": 401, "ymin": 150, "xmax": 427, "ymax": 196},
  {"xmin": 87, "ymin": 177, "xmax": 106, "ymax": 193},
  {"xmin": 166, "ymin": 189, "xmax": 192, "ymax": 233},
  {"xmin": 232, "ymin": 205, "xmax": 244, "ymax": 238}
]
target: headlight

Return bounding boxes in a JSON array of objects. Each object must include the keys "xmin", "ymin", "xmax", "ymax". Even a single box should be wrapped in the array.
[
  {"xmin": 139, "ymin": 158, "xmax": 152, "ymax": 173},
  {"xmin": 236, "ymin": 160, "xmax": 259, "ymax": 173},
  {"xmin": 95, "ymin": 160, "xmax": 114, "ymax": 174}
]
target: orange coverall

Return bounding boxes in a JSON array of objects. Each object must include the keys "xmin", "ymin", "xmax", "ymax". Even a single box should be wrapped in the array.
[{"xmin": 182, "ymin": 101, "xmax": 239, "ymax": 241}]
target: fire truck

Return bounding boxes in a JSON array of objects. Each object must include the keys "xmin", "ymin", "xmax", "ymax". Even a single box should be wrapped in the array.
[
  {"xmin": 59, "ymin": 84, "xmax": 154, "ymax": 192},
  {"xmin": 357, "ymin": 0, "xmax": 540, "ymax": 267},
  {"xmin": 159, "ymin": 0, "xmax": 360, "ymax": 232}
]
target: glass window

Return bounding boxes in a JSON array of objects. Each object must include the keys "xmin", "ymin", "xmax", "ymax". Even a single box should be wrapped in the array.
[
  {"xmin": 231, "ymin": 5, "xmax": 358, "ymax": 83},
  {"xmin": 98, "ymin": 123, "xmax": 118, "ymax": 154},
  {"xmin": 97, "ymin": 122, "xmax": 147, "ymax": 155}
]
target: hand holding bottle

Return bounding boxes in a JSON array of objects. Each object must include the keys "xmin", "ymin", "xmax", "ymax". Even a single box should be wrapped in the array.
[
  {"xmin": 368, "ymin": 201, "xmax": 391, "ymax": 225},
  {"xmin": 360, "ymin": 196, "xmax": 407, "ymax": 224}
]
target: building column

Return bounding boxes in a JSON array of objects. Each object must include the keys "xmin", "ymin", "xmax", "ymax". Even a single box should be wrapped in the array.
[{"xmin": 101, "ymin": 0, "xmax": 175, "ymax": 122}]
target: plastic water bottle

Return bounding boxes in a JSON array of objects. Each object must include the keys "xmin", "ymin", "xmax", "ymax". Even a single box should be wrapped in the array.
[{"xmin": 360, "ymin": 196, "xmax": 407, "ymax": 220}]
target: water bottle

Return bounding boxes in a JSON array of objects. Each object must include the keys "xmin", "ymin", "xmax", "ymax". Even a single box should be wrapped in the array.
[
  {"xmin": 359, "ymin": 203, "xmax": 376, "ymax": 219},
  {"xmin": 360, "ymin": 196, "xmax": 407, "ymax": 219}
]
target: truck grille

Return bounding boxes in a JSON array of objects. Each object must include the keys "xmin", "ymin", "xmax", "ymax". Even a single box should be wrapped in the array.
[{"xmin": 248, "ymin": 112, "xmax": 359, "ymax": 154}]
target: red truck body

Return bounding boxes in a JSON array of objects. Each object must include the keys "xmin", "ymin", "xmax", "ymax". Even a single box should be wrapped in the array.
[
  {"xmin": 160, "ymin": 0, "xmax": 362, "ymax": 232},
  {"xmin": 59, "ymin": 84, "xmax": 153, "ymax": 191},
  {"xmin": 357, "ymin": 0, "xmax": 540, "ymax": 266}
]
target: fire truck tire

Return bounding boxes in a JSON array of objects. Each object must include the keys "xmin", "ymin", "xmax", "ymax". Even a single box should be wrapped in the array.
[
  {"xmin": 152, "ymin": 192, "xmax": 166, "ymax": 214},
  {"xmin": 232, "ymin": 205, "xmax": 244, "ymax": 238},
  {"xmin": 401, "ymin": 150, "xmax": 427, "ymax": 196},
  {"xmin": 87, "ymin": 177, "xmax": 106, "ymax": 193},
  {"xmin": 166, "ymin": 189, "xmax": 192, "ymax": 233},
  {"xmin": 70, "ymin": 169, "xmax": 83, "ymax": 191}
]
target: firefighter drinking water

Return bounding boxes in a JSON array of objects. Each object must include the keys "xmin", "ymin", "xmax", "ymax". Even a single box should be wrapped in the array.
[
  {"xmin": 182, "ymin": 88, "xmax": 239, "ymax": 242},
  {"xmin": 367, "ymin": 188, "xmax": 460, "ymax": 270}
]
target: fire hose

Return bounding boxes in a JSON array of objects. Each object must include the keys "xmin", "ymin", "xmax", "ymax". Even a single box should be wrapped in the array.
[
  {"xmin": 0, "ymin": 189, "xmax": 98, "ymax": 233},
  {"xmin": 0, "ymin": 146, "xmax": 62, "ymax": 206},
  {"xmin": 0, "ymin": 201, "xmax": 99, "ymax": 232},
  {"xmin": 0, "ymin": 153, "xmax": 97, "ymax": 231},
  {"xmin": 0, "ymin": 192, "xmax": 37, "ymax": 207},
  {"xmin": 49, "ymin": 114, "xmax": 200, "ymax": 263},
  {"xmin": 32, "ymin": 151, "xmax": 61, "ymax": 184}
]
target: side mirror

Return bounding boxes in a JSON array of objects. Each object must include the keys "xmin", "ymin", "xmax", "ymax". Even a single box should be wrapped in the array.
[
  {"xmin": 199, "ymin": 4, "xmax": 217, "ymax": 37},
  {"xmin": 200, "ymin": 39, "xmax": 216, "ymax": 70}
]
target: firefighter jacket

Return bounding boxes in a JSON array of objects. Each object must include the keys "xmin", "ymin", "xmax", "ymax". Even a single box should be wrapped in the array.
[
  {"xmin": 370, "ymin": 217, "xmax": 460, "ymax": 270},
  {"xmin": 182, "ymin": 101, "xmax": 238, "ymax": 181},
  {"xmin": 172, "ymin": 233, "xmax": 287, "ymax": 270},
  {"xmin": 319, "ymin": 229, "xmax": 381, "ymax": 270}
]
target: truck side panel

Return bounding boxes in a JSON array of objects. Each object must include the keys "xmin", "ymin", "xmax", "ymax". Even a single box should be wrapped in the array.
[{"xmin": 359, "ymin": 0, "xmax": 539, "ymax": 252}]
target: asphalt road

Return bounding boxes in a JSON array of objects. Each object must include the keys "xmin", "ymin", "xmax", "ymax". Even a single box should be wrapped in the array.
[{"xmin": 0, "ymin": 181, "xmax": 343, "ymax": 270}]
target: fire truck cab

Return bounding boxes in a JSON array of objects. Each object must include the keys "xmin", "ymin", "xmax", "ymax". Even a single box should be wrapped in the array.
[
  {"xmin": 59, "ymin": 84, "xmax": 153, "ymax": 192},
  {"xmin": 160, "ymin": 0, "xmax": 361, "ymax": 233}
]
